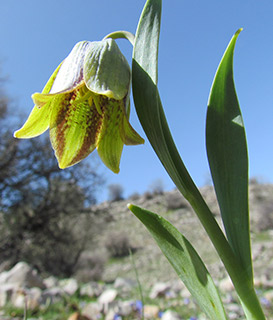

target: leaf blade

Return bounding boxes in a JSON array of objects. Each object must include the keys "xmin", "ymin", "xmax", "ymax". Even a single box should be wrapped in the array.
[
  {"xmin": 206, "ymin": 29, "xmax": 252, "ymax": 280},
  {"xmin": 132, "ymin": 0, "xmax": 200, "ymax": 200},
  {"xmin": 128, "ymin": 204, "xmax": 227, "ymax": 320}
]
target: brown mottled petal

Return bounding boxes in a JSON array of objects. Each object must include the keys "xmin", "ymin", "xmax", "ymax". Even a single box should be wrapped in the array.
[{"xmin": 49, "ymin": 90, "xmax": 102, "ymax": 169}]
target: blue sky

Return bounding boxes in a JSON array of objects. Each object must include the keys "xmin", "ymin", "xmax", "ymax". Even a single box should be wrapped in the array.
[{"xmin": 1, "ymin": 1, "xmax": 273, "ymax": 202}]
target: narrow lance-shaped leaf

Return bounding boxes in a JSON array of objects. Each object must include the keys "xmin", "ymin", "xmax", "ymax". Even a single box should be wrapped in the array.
[
  {"xmin": 132, "ymin": 0, "xmax": 229, "ymax": 309},
  {"xmin": 128, "ymin": 204, "xmax": 227, "ymax": 320},
  {"xmin": 132, "ymin": 0, "xmax": 205, "ymax": 202},
  {"xmin": 132, "ymin": 0, "xmax": 231, "ymax": 273},
  {"xmin": 132, "ymin": 2, "xmax": 265, "ymax": 317},
  {"xmin": 206, "ymin": 29, "xmax": 252, "ymax": 281}
]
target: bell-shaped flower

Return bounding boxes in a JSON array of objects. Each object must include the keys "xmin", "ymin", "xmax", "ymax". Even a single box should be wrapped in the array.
[{"xmin": 14, "ymin": 39, "xmax": 144, "ymax": 173}]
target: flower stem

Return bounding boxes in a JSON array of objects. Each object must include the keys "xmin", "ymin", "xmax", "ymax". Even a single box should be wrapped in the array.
[
  {"xmin": 185, "ymin": 183, "xmax": 265, "ymax": 319},
  {"xmin": 103, "ymin": 30, "xmax": 135, "ymax": 46},
  {"xmin": 151, "ymin": 116, "xmax": 264, "ymax": 318},
  {"xmin": 132, "ymin": 59, "xmax": 265, "ymax": 320}
]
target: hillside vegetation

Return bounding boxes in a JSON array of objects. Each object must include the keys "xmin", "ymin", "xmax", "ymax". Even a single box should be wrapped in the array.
[{"xmin": 76, "ymin": 180, "xmax": 273, "ymax": 287}]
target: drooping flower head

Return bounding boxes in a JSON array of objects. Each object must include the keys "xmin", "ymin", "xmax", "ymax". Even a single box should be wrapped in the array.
[{"xmin": 14, "ymin": 39, "xmax": 144, "ymax": 173}]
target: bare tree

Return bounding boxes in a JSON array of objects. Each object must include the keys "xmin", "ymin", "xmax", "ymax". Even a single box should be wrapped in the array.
[
  {"xmin": 0, "ymin": 86, "xmax": 105, "ymax": 277},
  {"xmin": 108, "ymin": 184, "xmax": 124, "ymax": 201}
]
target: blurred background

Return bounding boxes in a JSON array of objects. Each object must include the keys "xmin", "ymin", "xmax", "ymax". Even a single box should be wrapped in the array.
[
  {"xmin": 1, "ymin": 3, "xmax": 273, "ymax": 319},
  {"xmin": 1, "ymin": 0, "xmax": 273, "ymax": 202}
]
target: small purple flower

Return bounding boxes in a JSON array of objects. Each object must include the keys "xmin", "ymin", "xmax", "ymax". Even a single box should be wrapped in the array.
[
  {"xmin": 113, "ymin": 314, "xmax": 122, "ymax": 320},
  {"xmin": 135, "ymin": 300, "xmax": 143, "ymax": 312}
]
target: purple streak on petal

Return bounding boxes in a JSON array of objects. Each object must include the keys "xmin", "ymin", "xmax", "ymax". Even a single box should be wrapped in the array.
[{"xmin": 50, "ymin": 41, "xmax": 92, "ymax": 94}]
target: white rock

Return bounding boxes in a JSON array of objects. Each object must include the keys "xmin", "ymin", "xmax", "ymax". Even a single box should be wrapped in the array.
[
  {"xmin": 161, "ymin": 310, "xmax": 182, "ymax": 320},
  {"xmin": 67, "ymin": 311, "xmax": 92, "ymax": 320},
  {"xmin": 27, "ymin": 287, "xmax": 43, "ymax": 309},
  {"xmin": 117, "ymin": 300, "xmax": 135, "ymax": 316},
  {"xmin": 227, "ymin": 303, "xmax": 242, "ymax": 319},
  {"xmin": 59, "ymin": 278, "xmax": 78, "ymax": 295},
  {"xmin": 80, "ymin": 283, "xmax": 96, "ymax": 298},
  {"xmin": 0, "ymin": 290, "xmax": 8, "ymax": 307},
  {"xmin": 80, "ymin": 282, "xmax": 104, "ymax": 298},
  {"xmin": 82, "ymin": 301, "xmax": 102, "ymax": 319},
  {"xmin": 169, "ymin": 280, "xmax": 184, "ymax": 294},
  {"xmin": 149, "ymin": 282, "xmax": 171, "ymax": 299},
  {"xmin": 143, "ymin": 305, "xmax": 160, "ymax": 319},
  {"xmin": 105, "ymin": 309, "xmax": 116, "ymax": 320},
  {"xmin": 180, "ymin": 287, "xmax": 191, "ymax": 299},
  {"xmin": 40, "ymin": 287, "xmax": 64, "ymax": 305},
  {"xmin": 98, "ymin": 289, "xmax": 118, "ymax": 306},
  {"xmin": 0, "ymin": 284, "xmax": 14, "ymax": 307},
  {"xmin": 12, "ymin": 287, "xmax": 42, "ymax": 310},
  {"xmin": 43, "ymin": 276, "xmax": 58, "ymax": 289},
  {"xmin": 219, "ymin": 277, "xmax": 234, "ymax": 293},
  {"xmin": 11, "ymin": 288, "xmax": 26, "ymax": 309},
  {"xmin": 114, "ymin": 277, "xmax": 136, "ymax": 291},
  {"xmin": 0, "ymin": 262, "xmax": 45, "ymax": 289},
  {"xmin": 0, "ymin": 271, "xmax": 8, "ymax": 284}
]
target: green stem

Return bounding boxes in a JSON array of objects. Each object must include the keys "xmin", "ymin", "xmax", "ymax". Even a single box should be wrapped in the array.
[
  {"xmin": 103, "ymin": 30, "xmax": 135, "ymax": 46},
  {"xmin": 132, "ymin": 60, "xmax": 265, "ymax": 320},
  {"xmin": 151, "ymin": 106, "xmax": 264, "ymax": 319},
  {"xmin": 129, "ymin": 249, "xmax": 145, "ymax": 320},
  {"xmin": 131, "ymin": 0, "xmax": 265, "ymax": 317},
  {"xmin": 185, "ymin": 183, "xmax": 265, "ymax": 320}
]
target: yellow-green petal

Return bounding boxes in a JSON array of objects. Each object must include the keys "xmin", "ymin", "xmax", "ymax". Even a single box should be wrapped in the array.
[
  {"xmin": 14, "ymin": 102, "xmax": 52, "ymax": 138},
  {"xmin": 49, "ymin": 86, "xmax": 101, "ymax": 169},
  {"xmin": 121, "ymin": 112, "xmax": 144, "ymax": 145},
  {"xmin": 96, "ymin": 99, "xmax": 125, "ymax": 173},
  {"xmin": 32, "ymin": 92, "xmax": 53, "ymax": 108},
  {"xmin": 13, "ymin": 63, "xmax": 62, "ymax": 138},
  {"xmin": 43, "ymin": 62, "xmax": 63, "ymax": 94}
]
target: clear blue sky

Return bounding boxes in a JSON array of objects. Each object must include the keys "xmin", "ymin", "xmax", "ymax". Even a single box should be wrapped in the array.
[{"xmin": 1, "ymin": 1, "xmax": 273, "ymax": 202}]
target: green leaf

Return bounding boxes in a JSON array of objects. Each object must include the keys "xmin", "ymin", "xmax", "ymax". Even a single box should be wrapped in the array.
[
  {"xmin": 132, "ymin": 3, "xmax": 265, "ymax": 317},
  {"xmin": 132, "ymin": 0, "xmax": 200, "ymax": 200},
  {"xmin": 206, "ymin": 29, "xmax": 252, "ymax": 281},
  {"xmin": 128, "ymin": 204, "xmax": 227, "ymax": 320},
  {"xmin": 132, "ymin": 0, "xmax": 228, "ymax": 295},
  {"xmin": 132, "ymin": 2, "xmax": 265, "ymax": 318},
  {"xmin": 132, "ymin": 0, "xmax": 227, "ymax": 266}
]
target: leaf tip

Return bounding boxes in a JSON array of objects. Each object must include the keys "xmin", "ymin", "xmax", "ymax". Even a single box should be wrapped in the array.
[
  {"xmin": 236, "ymin": 28, "xmax": 243, "ymax": 35},
  {"xmin": 13, "ymin": 128, "xmax": 25, "ymax": 139},
  {"xmin": 57, "ymin": 161, "xmax": 67, "ymax": 170},
  {"xmin": 111, "ymin": 166, "xmax": 120, "ymax": 174},
  {"xmin": 127, "ymin": 203, "xmax": 133, "ymax": 210}
]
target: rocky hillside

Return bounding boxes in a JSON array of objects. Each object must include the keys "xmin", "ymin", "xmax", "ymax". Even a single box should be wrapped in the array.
[
  {"xmin": 0, "ymin": 181, "xmax": 272, "ymax": 319},
  {"xmin": 79, "ymin": 181, "xmax": 273, "ymax": 286}
]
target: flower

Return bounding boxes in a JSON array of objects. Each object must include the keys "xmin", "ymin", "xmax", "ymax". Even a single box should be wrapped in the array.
[{"xmin": 14, "ymin": 39, "xmax": 144, "ymax": 173}]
